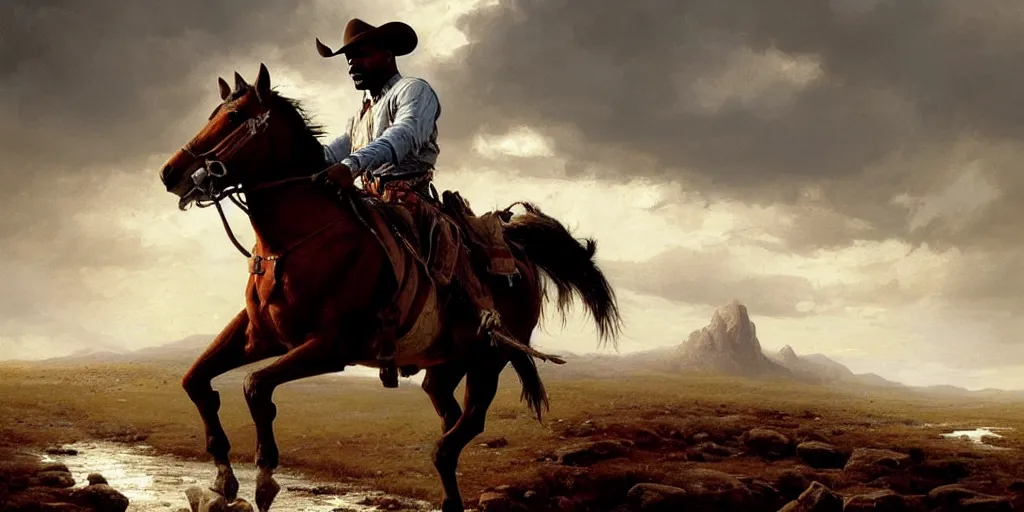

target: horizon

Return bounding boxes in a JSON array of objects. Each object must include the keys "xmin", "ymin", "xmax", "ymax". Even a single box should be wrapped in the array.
[
  {"xmin": 7, "ymin": 299, "xmax": 1021, "ymax": 394},
  {"xmin": 5, "ymin": 0, "xmax": 1024, "ymax": 392}
]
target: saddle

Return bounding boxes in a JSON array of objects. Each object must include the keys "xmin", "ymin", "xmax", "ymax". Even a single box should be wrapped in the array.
[
  {"xmin": 357, "ymin": 187, "xmax": 462, "ymax": 287},
  {"xmin": 439, "ymin": 191, "xmax": 518, "ymax": 277},
  {"xmin": 356, "ymin": 181, "xmax": 519, "ymax": 290}
]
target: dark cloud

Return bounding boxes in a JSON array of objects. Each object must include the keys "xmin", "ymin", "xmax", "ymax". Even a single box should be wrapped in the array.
[
  {"xmin": 433, "ymin": 0, "xmax": 1024, "ymax": 250},
  {"xmin": 603, "ymin": 246, "xmax": 825, "ymax": 318},
  {"xmin": 0, "ymin": 0, "xmax": 323, "ymax": 179}
]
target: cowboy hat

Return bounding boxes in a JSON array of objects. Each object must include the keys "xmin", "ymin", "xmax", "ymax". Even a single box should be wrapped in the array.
[{"xmin": 316, "ymin": 18, "xmax": 418, "ymax": 58}]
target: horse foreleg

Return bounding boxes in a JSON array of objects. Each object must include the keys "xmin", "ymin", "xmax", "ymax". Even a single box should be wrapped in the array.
[
  {"xmin": 421, "ymin": 361, "xmax": 466, "ymax": 434},
  {"xmin": 181, "ymin": 309, "xmax": 282, "ymax": 501},
  {"xmin": 242, "ymin": 336, "xmax": 347, "ymax": 512},
  {"xmin": 432, "ymin": 357, "xmax": 503, "ymax": 512}
]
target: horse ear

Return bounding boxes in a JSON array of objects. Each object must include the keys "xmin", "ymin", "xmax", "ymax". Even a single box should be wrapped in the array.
[
  {"xmin": 254, "ymin": 63, "xmax": 271, "ymax": 104},
  {"xmin": 234, "ymin": 71, "xmax": 249, "ymax": 92},
  {"xmin": 218, "ymin": 77, "xmax": 231, "ymax": 100}
]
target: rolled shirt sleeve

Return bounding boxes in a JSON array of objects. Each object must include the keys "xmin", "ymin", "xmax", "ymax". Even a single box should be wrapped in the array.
[{"xmin": 322, "ymin": 115, "xmax": 354, "ymax": 165}]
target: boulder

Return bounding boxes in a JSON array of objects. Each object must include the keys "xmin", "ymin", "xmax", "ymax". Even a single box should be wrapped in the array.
[
  {"xmin": 778, "ymin": 482, "xmax": 843, "ymax": 512},
  {"xmin": 555, "ymin": 440, "xmax": 630, "ymax": 466},
  {"xmin": 743, "ymin": 428, "xmax": 794, "ymax": 459},
  {"xmin": 797, "ymin": 441, "xmax": 848, "ymax": 469},
  {"xmin": 843, "ymin": 448, "xmax": 910, "ymax": 480}
]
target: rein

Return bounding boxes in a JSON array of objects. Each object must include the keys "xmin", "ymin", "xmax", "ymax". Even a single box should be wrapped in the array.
[{"xmin": 180, "ymin": 107, "xmax": 333, "ymax": 263}]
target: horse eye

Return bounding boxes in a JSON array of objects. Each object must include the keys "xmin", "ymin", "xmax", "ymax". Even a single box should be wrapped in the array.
[{"xmin": 226, "ymin": 111, "xmax": 242, "ymax": 123}]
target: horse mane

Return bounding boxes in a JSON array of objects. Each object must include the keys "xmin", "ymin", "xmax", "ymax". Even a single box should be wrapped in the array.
[
  {"xmin": 270, "ymin": 91, "xmax": 327, "ymax": 141},
  {"xmin": 221, "ymin": 86, "xmax": 328, "ymax": 171}
]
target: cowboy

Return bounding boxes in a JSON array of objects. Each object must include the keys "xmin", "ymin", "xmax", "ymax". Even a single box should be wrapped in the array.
[
  {"xmin": 317, "ymin": 18, "xmax": 440, "ymax": 201},
  {"xmin": 316, "ymin": 18, "xmax": 442, "ymax": 388}
]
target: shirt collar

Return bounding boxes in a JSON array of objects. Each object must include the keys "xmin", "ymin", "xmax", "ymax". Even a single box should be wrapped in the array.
[{"xmin": 364, "ymin": 73, "xmax": 403, "ymax": 104}]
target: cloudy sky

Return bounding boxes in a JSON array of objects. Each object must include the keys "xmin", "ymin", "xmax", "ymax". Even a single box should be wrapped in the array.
[{"xmin": 3, "ymin": 0, "xmax": 1024, "ymax": 390}]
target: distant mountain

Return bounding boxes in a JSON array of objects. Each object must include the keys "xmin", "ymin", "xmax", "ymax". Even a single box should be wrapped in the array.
[
  {"xmin": 39, "ymin": 348, "xmax": 127, "ymax": 364},
  {"xmin": 40, "ymin": 334, "xmax": 214, "ymax": 366},
  {"xmin": 766, "ymin": 345, "xmax": 904, "ymax": 389},
  {"xmin": 127, "ymin": 334, "xmax": 213, "ymax": 362},
  {"xmin": 545, "ymin": 301, "xmax": 921, "ymax": 392},
  {"xmin": 671, "ymin": 301, "xmax": 793, "ymax": 379}
]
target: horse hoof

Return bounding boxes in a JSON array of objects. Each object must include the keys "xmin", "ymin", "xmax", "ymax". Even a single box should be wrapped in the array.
[
  {"xmin": 255, "ymin": 469, "xmax": 280, "ymax": 512},
  {"xmin": 441, "ymin": 498, "xmax": 465, "ymax": 512},
  {"xmin": 185, "ymin": 485, "xmax": 227, "ymax": 512},
  {"xmin": 212, "ymin": 465, "xmax": 239, "ymax": 502}
]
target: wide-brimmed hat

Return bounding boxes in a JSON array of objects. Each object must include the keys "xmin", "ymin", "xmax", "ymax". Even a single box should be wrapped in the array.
[{"xmin": 316, "ymin": 18, "xmax": 418, "ymax": 58}]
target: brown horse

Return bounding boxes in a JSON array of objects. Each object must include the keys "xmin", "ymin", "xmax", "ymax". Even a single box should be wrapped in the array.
[{"xmin": 158, "ymin": 63, "xmax": 622, "ymax": 512}]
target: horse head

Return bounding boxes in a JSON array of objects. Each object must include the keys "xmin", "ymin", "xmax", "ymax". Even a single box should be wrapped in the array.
[{"xmin": 159, "ymin": 63, "xmax": 320, "ymax": 210}]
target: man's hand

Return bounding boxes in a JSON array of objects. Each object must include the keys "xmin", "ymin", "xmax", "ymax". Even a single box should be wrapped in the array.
[
  {"xmin": 313, "ymin": 162, "xmax": 353, "ymax": 189},
  {"xmin": 326, "ymin": 162, "xmax": 351, "ymax": 184}
]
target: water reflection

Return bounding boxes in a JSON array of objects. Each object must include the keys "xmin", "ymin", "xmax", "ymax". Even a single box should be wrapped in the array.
[
  {"xmin": 940, "ymin": 427, "xmax": 1014, "ymax": 450},
  {"xmin": 39, "ymin": 441, "xmax": 434, "ymax": 511}
]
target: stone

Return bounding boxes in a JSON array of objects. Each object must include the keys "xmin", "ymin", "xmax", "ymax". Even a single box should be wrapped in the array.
[
  {"xmin": 797, "ymin": 441, "xmax": 848, "ymax": 469},
  {"xmin": 778, "ymin": 481, "xmax": 843, "ymax": 512},
  {"xmin": 555, "ymin": 440, "xmax": 630, "ymax": 466},
  {"xmin": 626, "ymin": 483, "xmax": 688, "ymax": 511},
  {"xmin": 743, "ymin": 428, "xmax": 793, "ymax": 459}
]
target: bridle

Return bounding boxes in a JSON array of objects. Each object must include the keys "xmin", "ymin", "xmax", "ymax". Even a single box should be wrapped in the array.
[{"xmin": 178, "ymin": 106, "xmax": 330, "ymax": 260}]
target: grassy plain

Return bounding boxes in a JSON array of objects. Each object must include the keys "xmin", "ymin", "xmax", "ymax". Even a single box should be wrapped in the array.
[{"xmin": 2, "ymin": 360, "xmax": 1024, "ymax": 508}]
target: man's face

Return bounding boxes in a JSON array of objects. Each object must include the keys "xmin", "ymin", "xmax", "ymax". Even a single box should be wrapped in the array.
[{"xmin": 344, "ymin": 41, "xmax": 392, "ymax": 90}]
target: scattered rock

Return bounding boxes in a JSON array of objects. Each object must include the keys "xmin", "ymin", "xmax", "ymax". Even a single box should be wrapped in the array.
[
  {"xmin": 285, "ymin": 483, "xmax": 350, "ymax": 496},
  {"xmin": 696, "ymin": 441, "xmax": 740, "ymax": 457},
  {"xmin": 626, "ymin": 483, "xmax": 687, "ymax": 511},
  {"xmin": 555, "ymin": 440, "xmax": 630, "ymax": 466},
  {"xmin": 356, "ymin": 495, "xmax": 406, "ymax": 511},
  {"xmin": 70, "ymin": 484, "xmax": 130, "ymax": 512},
  {"xmin": 778, "ymin": 481, "xmax": 843, "ymax": 512},
  {"xmin": 797, "ymin": 441, "xmax": 848, "ymax": 469},
  {"xmin": 482, "ymin": 437, "xmax": 509, "ymax": 449},
  {"xmin": 842, "ymin": 489, "xmax": 906, "ymax": 511},
  {"xmin": 562, "ymin": 420, "xmax": 600, "ymax": 437},
  {"xmin": 742, "ymin": 428, "xmax": 793, "ymax": 459},
  {"xmin": 843, "ymin": 448, "xmax": 910, "ymax": 480},
  {"xmin": 479, "ymin": 490, "xmax": 512, "ymax": 511},
  {"xmin": 45, "ymin": 447, "xmax": 79, "ymax": 456},
  {"xmin": 186, "ymin": 485, "xmax": 224, "ymax": 512},
  {"xmin": 32, "ymin": 470, "xmax": 76, "ymax": 488},
  {"xmin": 925, "ymin": 484, "xmax": 1011, "ymax": 510},
  {"xmin": 87, "ymin": 473, "xmax": 108, "ymax": 486},
  {"xmin": 958, "ymin": 496, "xmax": 1013, "ymax": 511},
  {"xmin": 184, "ymin": 486, "xmax": 256, "ymax": 512},
  {"xmin": 659, "ymin": 468, "xmax": 756, "ymax": 510},
  {"xmin": 876, "ymin": 458, "xmax": 972, "ymax": 494},
  {"xmin": 736, "ymin": 476, "xmax": 785, "ymax": 510},
  {"xmin": 773, "ymin": 470, "xmax": 811, "ymax": 501},
  {"xmin": 39, "ymin": 462, "xmax": 71, "ymax": 473}
]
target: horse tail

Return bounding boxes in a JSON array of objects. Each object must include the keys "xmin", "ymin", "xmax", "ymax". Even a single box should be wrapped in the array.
[
  {"xmin": 502, "ymin": 202, "xmax": 623, "ymax": 350},
  {"xmin": 509, "ymin": 351, "xmax": 549, "ymax": 422}
]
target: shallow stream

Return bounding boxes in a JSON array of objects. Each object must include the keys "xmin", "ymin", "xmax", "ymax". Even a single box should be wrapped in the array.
[{"xmin": 38, "ymin": 441, "xmax": 435, "ymax": 512}]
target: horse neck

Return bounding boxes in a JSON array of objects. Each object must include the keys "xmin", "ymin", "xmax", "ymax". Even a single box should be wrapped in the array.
[
  {"xmin": 244, "ymin": 181, "xmax": 357, "ymax": 255},
  {"xmin": 241, "ymin": 110, "xmax": 351, "ymax": 253}
]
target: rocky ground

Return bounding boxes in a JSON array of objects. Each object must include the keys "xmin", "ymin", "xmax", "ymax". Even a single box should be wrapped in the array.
[
  {"xmin": 0, "ymin": 446, "xmax": 130, "ymax": 512},
  {"xmin": 475, "ymin": 418, "xmax": 1024, "ymax": 511},
  {"xmin": 4, "ymin": 362, "xmax": 1024, "ymax": 512}
]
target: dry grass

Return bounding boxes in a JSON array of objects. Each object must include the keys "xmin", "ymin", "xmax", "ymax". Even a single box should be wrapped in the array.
[{"xmin": 2, "ymin": 361, "xmax": 1024, "ymax": 506}]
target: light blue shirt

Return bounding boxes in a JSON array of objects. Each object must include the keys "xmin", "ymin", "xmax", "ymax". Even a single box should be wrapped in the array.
[{"xmin": 322, "ymin": 73, "xmax": 441, "ymax": 180}]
